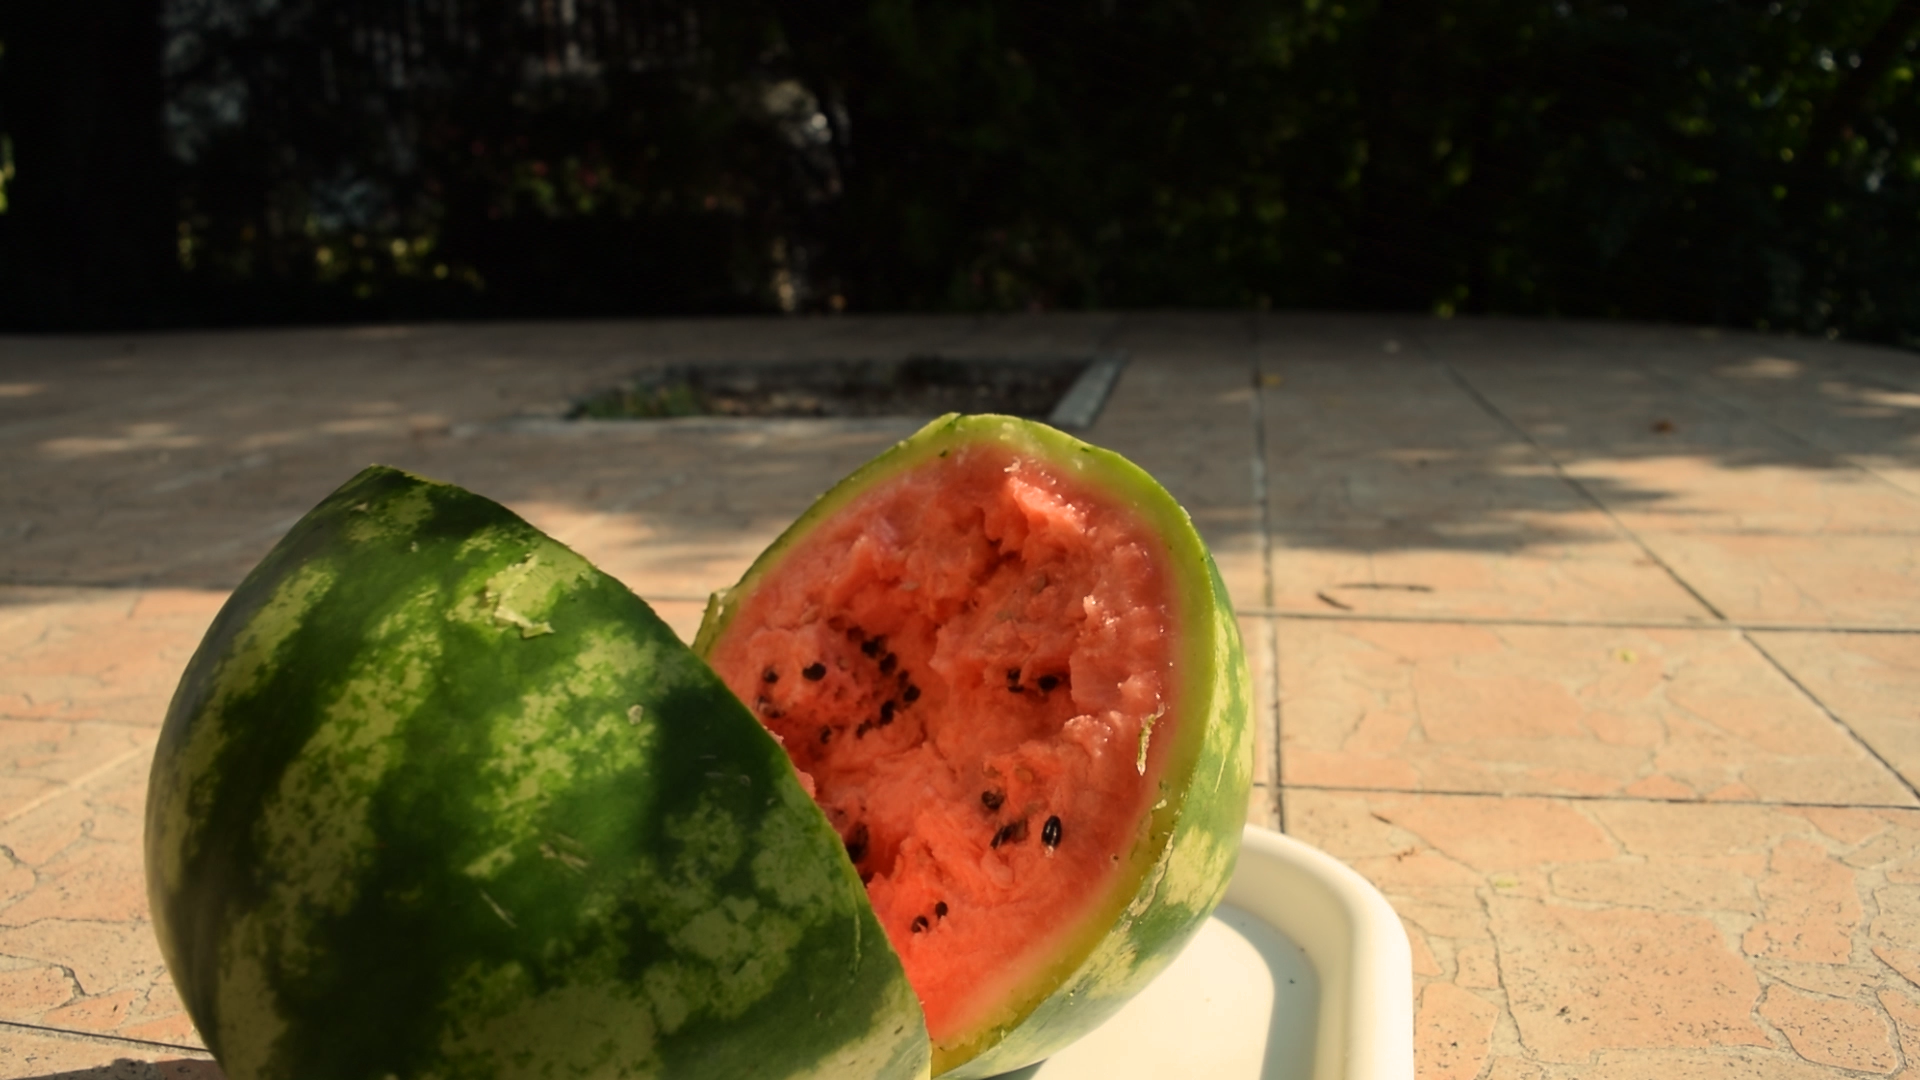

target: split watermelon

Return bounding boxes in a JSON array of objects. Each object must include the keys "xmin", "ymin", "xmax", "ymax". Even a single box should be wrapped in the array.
[{"xmin": 145, "ymin": 414, "xmax": 1252, "ymax": 1080}]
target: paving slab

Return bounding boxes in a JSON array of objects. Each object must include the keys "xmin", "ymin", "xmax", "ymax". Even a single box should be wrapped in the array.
[
  {"xmin": 1258, "ymin": 328, "xmax": 1719, "ymax": 624},
  {"xmin": 1279, "ymin": 620, "xmax": 1917, "ymax": 806},
  {"xmin": 1287, "ymin": 788, "xmax": 1920, "ymax": 1079},
  {"xmin": 4, "ymin": 312, "xmax": 1918, "ymax": 1079},
  {"xmin": 1750, "ymin": 632, "xmax": 1920, "ymax": 796}
]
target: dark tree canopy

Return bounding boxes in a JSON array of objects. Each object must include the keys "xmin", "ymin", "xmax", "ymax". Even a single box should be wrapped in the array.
[{"xmin": 0, "ymin": 0, "xmax": 1915, "ymax": 344}]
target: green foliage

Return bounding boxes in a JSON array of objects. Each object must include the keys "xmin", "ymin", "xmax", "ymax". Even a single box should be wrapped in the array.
[
  {"xmin": 1, "ymin": 0, "xmax": 1914, "ymax": 342},
  {"xmin": 773, "ymin": 0, "xmax": 1919, "ymax": 341}
]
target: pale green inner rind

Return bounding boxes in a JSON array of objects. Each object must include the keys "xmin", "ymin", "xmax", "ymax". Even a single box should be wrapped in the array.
[
  {"xmin": 938, "ymin": 555, "xmax": 1253, "ymax": 1078},
  {"xmin": 147, "ymin": 466, "xmax": 931, "ymax": 1080},
  {"xmin": 693, "ymin": 415, "xmax": 1252, "ymax": 1076}
]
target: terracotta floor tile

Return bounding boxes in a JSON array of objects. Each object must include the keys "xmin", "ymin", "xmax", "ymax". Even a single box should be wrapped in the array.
[
  {"xmin": 1564, "ymin": 454, "xmax": 1920, "ymax": 536},
  {"xmin": 0, "ymin": 963, "xmax": 77, "ymax": 1015},
  {"xmin": 1285, "ymin": 790, "xmax": 1920, "ymax": 1075},
  {"xmin": 1258, "ymin": 352, "xmax": 1514, "ymax": 466},
  {"xmin": 1100, "ymin": 348, "xmax": 1265, "ymax": 611},
  {"xmin": 1279, "ymin": 621, "xmax": 1914, "ymax": 804},
  {"xmin": 1759, "ymin": 982, "xmax": 1900, "ymax": 1074},
  {"xmin": 0, "ymin": 1027, "xmax": 213, "ymax": 1074},
  {"xmin": 1638, "ymin": 532, "xmax": 1920, "ymax": 627},
  {"xmin": 1547, "ymin": 1046, "xmax": 1869, "ymax": 1079},
  {"xmin": 0, "ymin": 920, "xmax": 167, "ymax": 1012},
  {"xmin": 0, "ymin": 724, "xmax": 152, "ymax": 820},
  {"xmin": 1491, "ymin": 897, "xmax": 1771, "ymax": 1062},
  {"xmin": 0, "ymin": 747, "xmax": 201, "ymax": 1051},
  {"xmin": 13, "ymin": 315, "xmax": 1920, "ymax": 1079},
  {"xmin": 0, "ymin": 588, "xmax": 224, "ymax": 730},
  {"xmin": 1880, "ymin": 985, "xmax": 1920, "ymax": 1065},
  {"xmin": 1750, "ymin": 631, "xmax": 1920, "ymax": 794},
  {"xmin": 1267, "ymin": 454, "xmax": 1593, "ymax": 531},
  {"xmin": 2, "ymin": 836, "xmax": 149, "ymax": 928},
  {"xmin": 1417, "ymin": 982, "xmax": 1500, "ymax": 1080},
  {"xmin": 1434, "ymin": 348, "xmax": 1920, "ymax": 540},
  {"xmin": 1270, "ymin": 531, "xmax": 1713, "ymax": 622},
  {"xmin": 1647, "ymin": 342, "xmax": 1920, "ymax": 502}
]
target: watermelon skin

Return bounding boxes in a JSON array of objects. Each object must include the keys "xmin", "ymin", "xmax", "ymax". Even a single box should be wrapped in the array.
[
  {"xmin": 695, "ymin": 415, "xmax": 1255, "ymax": 1078},
  {"xmin": 145, "ymin": 466, "xmax": 929, "ymax": 1080}
]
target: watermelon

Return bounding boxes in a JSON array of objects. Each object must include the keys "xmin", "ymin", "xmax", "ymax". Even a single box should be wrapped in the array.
[
  {"xmin": 144, "ymin": 414, "xmax": 1251, "ymax": 1080},
  {"xmin": 695, "ymin": 415, "xmax": 1252, "ymax": 1077},
  {"xmin": 144, "ymin": 467, "xmax": 927, "ymax": 1080}
]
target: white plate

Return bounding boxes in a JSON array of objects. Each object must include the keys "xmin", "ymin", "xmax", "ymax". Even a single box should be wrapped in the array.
[{"xmin": 996, "ymin": 825, "xmax": 1414, "ymax": 1080}]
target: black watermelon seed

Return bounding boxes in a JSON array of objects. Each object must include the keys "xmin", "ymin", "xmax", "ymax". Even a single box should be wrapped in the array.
[
  {"xmin": 856, "ymin": 722, "xmax": 872, "ymax": 738},
  {"xmin": 879, "ymin": 700, "xmax": 896, "ymax": 725},
  {"xmin": 904, "ymin": 684, "xmax": 921, "ymax": 703},
  {"xmin": 802, "ymin": 662, "xmax": 827, "ymax": 681},
  {"xmin": 981, "ymin": 789, "xmax": 1006, "ymax": 812},
  {"xmin": 880, "ymin": 653, "xmax": 898, "ymax": 675},
  {"xmin": 755, "ymin": 696, "xmax": 782, "ymax": 718},
  {"xmin": 991, "ymin": 819, "xmax": 1030, "ymax": 849},
  {"xmin": 1006, "ymin": 667, "xmax": 1022, "ymax": 683},
  {"xmin": 1043, "ymin": 815, "xmax": 1063, "ymax": 848},
  {"xmin": 911, "ymin": 915, "xmax": 929, "ymax": 934},
  {"xmin": 763, "ymin": 669, "xmax": 779, "ymax": 683},
  {"xmin": 862, "ymin": 636, "xmax": 884, "ymax": 657},
  {"xmin": 819, "ymin": 727, "xmax": 833, "ymax": 744},
  {"xmin": 1007, "ymin": 684, "xmax": 1025, "ymax": 694},
  {"xmin": 844, "ymin": 824, "xmax": 869, "ymax": 864},
  {"xmin": 935, "ymin": 901, "xmax": 949, "ymax": 918},
  {"xmin": 1037, "ymin": 675, "xmax": 1059, "ymax": 692}
]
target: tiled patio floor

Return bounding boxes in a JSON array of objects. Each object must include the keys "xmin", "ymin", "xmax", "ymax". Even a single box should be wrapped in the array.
[{"xmin": 3, "ymin": 313, "xmax": 1918, "ymax": 1077}]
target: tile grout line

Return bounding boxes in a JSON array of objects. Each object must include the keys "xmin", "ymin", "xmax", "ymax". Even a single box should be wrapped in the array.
[
  {"xmin": 0, "ymin": 1017, "xmax": 209, "ymax": 1056},
  {"xmin": 1740, "ymin": 630, "xmax": 1920, "ymax": 806},
  {"xmin": 1250, "ymin": 313, "xmax": 1284, "ymax": 833},
  {"xmin": 1426, "ymin": 351, "xmax": 1732, "ymax": 623}
]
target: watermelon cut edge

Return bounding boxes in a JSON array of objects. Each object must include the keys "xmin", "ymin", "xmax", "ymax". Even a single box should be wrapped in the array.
[{"xmin": 694, "ymin": 414, "xmax": 1255, "ymax": 1077}]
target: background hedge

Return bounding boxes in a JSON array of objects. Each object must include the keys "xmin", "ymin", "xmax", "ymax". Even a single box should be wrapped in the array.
[{"xmin": 1, "ymin": 0, "xmax": 1915, "ymax": 344}]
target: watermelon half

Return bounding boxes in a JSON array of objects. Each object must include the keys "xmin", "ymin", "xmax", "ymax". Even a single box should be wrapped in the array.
[
  {"xmin": 144, "ymin": 414, "xmax": 1251, "ymax": 1080},
  {"xmin": 695, "ymin": 414, "xmax": 1252, "ymax": 1076}
]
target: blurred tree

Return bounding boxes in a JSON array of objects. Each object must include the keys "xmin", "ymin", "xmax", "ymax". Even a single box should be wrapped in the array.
[
  {"xmin": 1, "ymin": 0, "xmax": 1913, "ymax": 343},
  {"xmin": 0, "ymin": 0, "xmax": 178, "ymax": 329}
]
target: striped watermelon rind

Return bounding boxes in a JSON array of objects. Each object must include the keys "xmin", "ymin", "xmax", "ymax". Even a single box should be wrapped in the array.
[
  {"xmin": 695, "ymin": 414, "xmax": 1255, "ymax": 1078},
  {"xmin": 145, "ymin": 466, "xmax": 929, "ymax": 1080}
]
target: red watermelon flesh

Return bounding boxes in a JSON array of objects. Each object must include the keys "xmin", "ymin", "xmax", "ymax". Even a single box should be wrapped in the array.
[{"xmin": 704, "ymin": 439, "xmax": 1178, "ymax": 1046}]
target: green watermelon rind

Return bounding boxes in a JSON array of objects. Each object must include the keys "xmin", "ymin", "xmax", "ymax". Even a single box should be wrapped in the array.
[
  {"xmin": 145, "ymin": 466, "xmax": 931, "ymax": 1080},
  {"xmin": 693, "ymin": 414, "xmax": 1255, "ymax": 1078}
]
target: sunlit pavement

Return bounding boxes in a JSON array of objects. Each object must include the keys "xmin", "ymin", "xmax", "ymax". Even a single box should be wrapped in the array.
[{"xmin": 5, "ymin": 312, "xmax": 1920, "ymax": 1078}]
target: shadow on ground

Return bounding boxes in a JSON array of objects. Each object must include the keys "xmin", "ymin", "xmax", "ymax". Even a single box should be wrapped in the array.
[{"xmin": 2, "ymin": 314, "xmax": 1915, "ymax": 600}]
